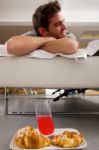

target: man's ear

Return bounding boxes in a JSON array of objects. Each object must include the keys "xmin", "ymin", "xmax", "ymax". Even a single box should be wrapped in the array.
[{"xmin": 38, "ymin": 27, "xmax": 48, "ymax": 36}]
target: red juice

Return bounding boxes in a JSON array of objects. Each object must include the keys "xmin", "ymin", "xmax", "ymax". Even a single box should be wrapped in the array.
[{"xmin": 37, "ymin": 115, "xmax": 54, "ymax": 135}]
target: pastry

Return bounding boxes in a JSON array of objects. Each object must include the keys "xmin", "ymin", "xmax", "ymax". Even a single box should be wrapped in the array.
[
  {"xmin": 51, "ymin": 130, "xmax": 84, "ymax": 148},
  {"xmin": 15, "ymin": 126, "xmax": 50, "ymax": 149}
]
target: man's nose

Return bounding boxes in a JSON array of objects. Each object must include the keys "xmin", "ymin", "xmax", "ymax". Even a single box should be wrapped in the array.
[{"xmin": 62, "ymin": 22, "xmax": 67, "ymax": 30}]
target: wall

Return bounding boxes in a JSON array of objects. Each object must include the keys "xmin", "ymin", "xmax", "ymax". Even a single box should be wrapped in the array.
[
  {"xmin": 0, "ymin": 0, "xmax": 99, "ymax": 44},
  {"xmin": 62, "ymin": 0, "xmax": 99, "ymax": 11},
  {"xmin": 0, "ymin": 0, "xmax": 49, "ymax": 22},
  {"xmin": 0, "ymin": 0, "xmax": 99, "ymax": 22}
]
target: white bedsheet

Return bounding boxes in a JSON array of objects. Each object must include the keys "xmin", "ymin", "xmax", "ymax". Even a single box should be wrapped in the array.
[
  {"xmin": 0, "ymin": 44, "xmax": 87, "ymax": 62},
  {"xmin": 1, "ymin": 40, "xmax": 99, "ymax": 59},
  {"xmin": 0, "ymin": 44, "xmax": 11, "ymax": 56},
  {"xmin": 85, "ymin": 40, "xmax": 99, "ymax": 56},
  {"xmin": 27, "ymin": 48, "xmax": 87, "ymax": 62}
]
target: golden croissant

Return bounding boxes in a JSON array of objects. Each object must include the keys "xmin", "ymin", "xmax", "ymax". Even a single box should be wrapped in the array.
[{"xmin": 15, "ymin": 126, "xmax": 50, "ymax": 149}]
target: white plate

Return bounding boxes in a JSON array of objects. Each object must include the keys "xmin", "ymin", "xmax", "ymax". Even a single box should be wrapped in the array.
[{"xmin": 10, "ymin": 128, "xmax": 87, "ymax": 150}]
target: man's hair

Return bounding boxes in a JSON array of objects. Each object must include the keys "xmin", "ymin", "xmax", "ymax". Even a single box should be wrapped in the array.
[{"xmin": 32, "ymin": 0, "xmax": 61, "ymax": 35}]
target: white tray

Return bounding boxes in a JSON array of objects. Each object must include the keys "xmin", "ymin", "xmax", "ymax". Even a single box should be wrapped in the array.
[{"xmin": 10, "ymin": 128, "xmax": 87, "ymax": 150}]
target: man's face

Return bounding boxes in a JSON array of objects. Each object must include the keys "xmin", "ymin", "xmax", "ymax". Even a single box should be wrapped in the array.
[{"xmin": 46, "ymin": 12, "xmax": 67, "ymax": 39}]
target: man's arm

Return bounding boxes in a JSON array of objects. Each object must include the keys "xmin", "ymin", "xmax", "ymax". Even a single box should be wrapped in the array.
[
  {"xmin": 6, "ymin": 36, "xmax": 54, "ymax": 56},
  {"xmin": 41, "ymin": 37, "xmax": 79, "ymax": 54}
]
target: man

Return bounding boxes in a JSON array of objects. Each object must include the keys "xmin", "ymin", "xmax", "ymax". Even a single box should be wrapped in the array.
[{"xmin": 6, "ymin": 0, "xmax": 79, "ymax": 56}]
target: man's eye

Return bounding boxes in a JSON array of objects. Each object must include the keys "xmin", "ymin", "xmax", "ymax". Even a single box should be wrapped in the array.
[
  {"xmin": 55, "ymin": 22, "xmax": 61, "ymax": 26},
  {"xmin": 55, "ymin": 20, "xmax": 65, "ymax": 26}
]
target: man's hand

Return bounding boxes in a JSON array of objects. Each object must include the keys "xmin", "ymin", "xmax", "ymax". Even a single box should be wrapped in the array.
[{"xmin": 41, "ymin": 37, "xmax": 79, "ymax": 54}]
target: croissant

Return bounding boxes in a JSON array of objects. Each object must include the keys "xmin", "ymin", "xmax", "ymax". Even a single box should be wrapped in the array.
[
  {"xmin": 51, "ymin": 130, "xmax": 84, "ymax": 148},
  {"xmin": 15, "ymin": 126, "xmax": 50, "ymax": 149}
]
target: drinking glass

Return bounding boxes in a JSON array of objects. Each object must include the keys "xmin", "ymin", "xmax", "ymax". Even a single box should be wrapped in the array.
[{"xmin": 34, "ymin": 100, "xmax": 54, "ymax": 135}]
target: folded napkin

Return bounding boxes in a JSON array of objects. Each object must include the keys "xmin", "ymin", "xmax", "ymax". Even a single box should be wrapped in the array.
[
  {"xmin": 85, "ymin": 40, "xmax": 99, "ymax": 56},
  {"xmin": 27, "ymin": 48, "xmax": 87, "ymax": 62}
]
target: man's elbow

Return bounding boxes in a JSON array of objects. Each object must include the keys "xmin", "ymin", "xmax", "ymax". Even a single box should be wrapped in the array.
[
  {"xmin": 6, "ymin": 37, "xmax": 16, "ymax": 55},
  {"xmin": 6, "ymin": 39, "xmax": 13, "ymax": 55},
  {"xmin": 69, "ymin": 41, "xmax": 79, "ymax": 54},
  {"xmin": 6, "ymin": 36, "xmax": 21, "ymax": 55}
]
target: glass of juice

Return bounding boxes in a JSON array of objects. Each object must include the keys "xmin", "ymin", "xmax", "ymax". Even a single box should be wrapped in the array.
[{"xmin": 34, "ymin": 100, "xmax": 54, "ymax": 135}]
